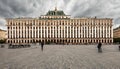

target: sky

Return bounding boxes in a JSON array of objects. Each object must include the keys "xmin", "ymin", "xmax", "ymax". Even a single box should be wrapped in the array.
[{"xmin": 0, "ymin": 0, "xmax": 120, "ymax": 30}]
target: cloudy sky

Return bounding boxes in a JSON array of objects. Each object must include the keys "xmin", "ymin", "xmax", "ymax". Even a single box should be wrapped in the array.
[{"xmin": 0, "ymin": 0, "xmax": 120, "ymax": 30}]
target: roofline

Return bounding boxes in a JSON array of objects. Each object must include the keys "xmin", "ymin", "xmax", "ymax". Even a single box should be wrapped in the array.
[
  {"xmin": 0, "ymin": 29, "xmax": 6, "ymax": 32},
  {"xmin": 41, "ymin": 15, "xmax": 71, "ymax": 16}
]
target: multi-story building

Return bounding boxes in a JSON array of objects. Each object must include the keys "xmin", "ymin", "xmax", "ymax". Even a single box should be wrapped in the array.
[
  {"xmin": 113, "ymin": 26, "xmax": 120, "ymax": 38},
  {"xmin": 0, "ymin": 29, "xmax": 7, "ymax": 40},
  {"xmin": 6, "ymin": 8, "xmax": 113, "ymax": 44}
]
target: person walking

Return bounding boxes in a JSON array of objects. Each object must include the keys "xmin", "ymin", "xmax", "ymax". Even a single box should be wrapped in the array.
[
  {"xmin": 97, "ymin": 42, "xmax": 102, "ymax": 53},
  {"xmin": 118, "ymin": 46, "xmax": 120, "ymax": 51},
  {"xmin": 41, "ymin": 42, "xmax": 44, "ymax": 51}
]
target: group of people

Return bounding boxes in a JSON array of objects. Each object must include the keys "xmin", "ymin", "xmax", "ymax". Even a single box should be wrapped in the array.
[
  {"xmin": 8, "ymin": 44, "xmax": 31, "ymax": 49},
  {"xmin": 0, "ymin": 42, "xmax": 120, "ymax": 52},
  {"xmin": 0, "ymin": 45, "xmax": 4, "ymax": 48}
]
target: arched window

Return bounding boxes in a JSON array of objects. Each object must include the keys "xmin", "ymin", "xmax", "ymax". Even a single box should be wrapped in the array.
[
  {"xmin": 8, "ymin": 40, "xmax": 10, "ymax": 43},
  {"xmin": 80, "ymin": 40, "xmax": 81, "ymax": 43},
  {"xmin": 108, "ymin": 40, "xmax": 109, "ymax": 43},
  {"xmin": 19, "ymin": 23, "xmax": 20, "ymax": 25},
  {"xmin": 10, "ymin": 22, "xmax": 12, "ymax": 25},
  {"xmin": 14, "ymin": 40, "xmax": 15, "ymax": 43}
]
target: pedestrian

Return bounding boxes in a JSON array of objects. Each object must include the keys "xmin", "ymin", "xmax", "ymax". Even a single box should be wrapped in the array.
[
  {"xmin": 118, "ymin": 46, "xmax": 120, "ymax": 51},
  {"xmin": 97, "ymin": 42, "xmax": 102, "ymax": 53},
  {"xmin": 1, "ymin": 45, "xmax": 4, "ymax": 48},
  {"xmin": 41, "ymin": 42, "xmax": 44, "ymax": 51}
]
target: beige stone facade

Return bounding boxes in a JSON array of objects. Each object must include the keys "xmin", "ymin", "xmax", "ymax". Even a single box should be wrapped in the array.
[
  {"xmin": 113, "ymin": 26, "xmax": 120, "ymax": 38},
  {"xmin": 0, "ymin": 29, "xmax": 7, "ymax": 40},
  {"xmin": 6, "ymin": 9, "xmax": 113, "ymax": 44}
]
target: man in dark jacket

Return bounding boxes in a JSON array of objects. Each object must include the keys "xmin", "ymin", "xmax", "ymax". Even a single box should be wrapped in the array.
[
  {"xmin": 41, "ymin": 42, "xmax": 44, "ymax": 51},
  {"xmin": 97, "ymin": 42, "xmax": 102, "ymax": 53},
  {"xmin": 118, "ymin": 46, "xmax": 120, "ymax": 51}
]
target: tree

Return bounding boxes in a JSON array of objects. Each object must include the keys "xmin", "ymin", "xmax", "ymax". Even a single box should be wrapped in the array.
[{"xmin": 0, "ymin": 39, "xmax": 6, "ymax": 44}]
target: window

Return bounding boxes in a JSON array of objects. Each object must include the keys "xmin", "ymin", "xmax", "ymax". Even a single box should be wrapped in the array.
[{"xmin": 10, "ymin": 22, "xmax": 12, "ymax": 25}]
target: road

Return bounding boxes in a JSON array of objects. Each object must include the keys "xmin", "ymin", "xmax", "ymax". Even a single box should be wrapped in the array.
[{"xmin": 0, "ymin": 45, "xmax": 120, "ymax": 69}]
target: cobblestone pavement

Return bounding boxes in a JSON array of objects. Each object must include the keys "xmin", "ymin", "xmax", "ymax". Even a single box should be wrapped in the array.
[{"xmin": 0, "ymin": 45, "xmax": 120, "ymax": 69}]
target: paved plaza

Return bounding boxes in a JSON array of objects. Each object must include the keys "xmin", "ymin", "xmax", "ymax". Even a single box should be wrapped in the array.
[{"xmin": 0, "ymin": 44, "xmax": 120, "ymax": 69}]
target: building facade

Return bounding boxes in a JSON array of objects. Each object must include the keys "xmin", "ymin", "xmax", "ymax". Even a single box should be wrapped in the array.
[
  {"xmin": 0, "ymin": 29, "xmax": 7, "ymax": 40},
  {"xmin": 6, "ymin": 8, "xmax": 113, "ymax": 44},
  {"xmin": 113, "ymin": 26, "xmax": 120, "ymax": 38}
]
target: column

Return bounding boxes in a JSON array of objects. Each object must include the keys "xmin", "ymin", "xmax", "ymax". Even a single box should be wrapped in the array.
[
  {"xmin": 11, "ymin": 27, "xmax": 13, "ymax": 39},
  {"xmin": 29, "ymin": 26, "xmax": 30, "ymax": 39},
  {"xmin": 103, "ymin": 26, "xmax": 105, "ymax": 38},
  {"xmin": 78, "ymin": 26, "xmax": 80, "ymax": 38},
  {"xmin": 61, "ymin": 26, "xmax": 62, "ymax": 38},
  {"xmin": 41, "ymin": 26, "xmax": 42, "ymax": 38},
  {"xmin": 55, "ymin": 26, "xmax": 57, "ymax": 38},
  {"xmin": 64, "ymin": 26, "xmax": 65, "ymax": 38},
  {"xmin": 32, "ymin": 26, "xmax": 33, "ymax": 38},
  {"xmin": 89, "ymin": 26, "xmax": 90, "ymax": 38},
  {"xmin": 34, "ymin": 26, "xmax": 36, "ymax": 38},
  {"xmin": 111, "ymin": 26, "xmax": 113, "ymax": 38},
  {"xmin": 9, "ymin": 26, "xmax": 10, "ymax": 39},
  {"xmin": 44, "ymin": 26, "xmax": 45, "ymax": 38},
  {"xmin": 53, "ymin": 26, "xmax": 54, "ymax": 38},
  {"xmin": 67, "ymin": 26, "xmax": 68, "ymax": 38},
  {"xmin": 39, "ymin": 27, "xmax": 41, "ymax": 38},
  {"xmin": 17, "ymin": 26, "xmax": 19, "ymax": 39},
  {"xmin": 58, "ymin": 26, "xmax": 60, "ymax": 38},
  {"xmin": 109, "ymin": 26, "xmax": 110, "ymax": 38},
  {"xmin": 97, "ymin": 27, "xmax": 99, "ymax": 38},
  {"xmin": 15, "ymin": 26, "xmax": 16, "ymax": 39},
  {"xmin": 100, "ymin": 26, "xmax": 101, "ymax": 38},
  {"xmin": 92, "ymin": 26, "xmax": 93, "ymax": 38},
  {"xmin": 76, "ymin": 27, "xmax": 77, "ymax": 38},
  {"xmin": 81, "ymin": 26, "xmax": 83, "ymax": 38},
  {"xmin": 70, "ymin": 26, "xmax": 71, "ymax": 38},
  {"xmin": 106, "ymin": 26, "xmax": 107, "ymax": 38},
  {"xmin": 86, "ymin": 26, "xmax": 88, "ymax": 38},
  {"xmin": 38, "ymin": 26, "xmax": 39, "ymax": 38},
  {"xmin": 94, "ymin": 26, "xmax": 96, "ymax": 38},
  {"xmin": 73, "ymin": 26, "xmax": 74, "ymax": 38}
]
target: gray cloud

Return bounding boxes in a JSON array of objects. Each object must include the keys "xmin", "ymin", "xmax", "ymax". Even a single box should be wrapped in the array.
[
  {"xmin": 0, "ymin": 0, "xmax": 120, "ymax": 30},
  {"xmin": 0, "ymin": 18, "xmax": 7, "ymax": 30}
]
